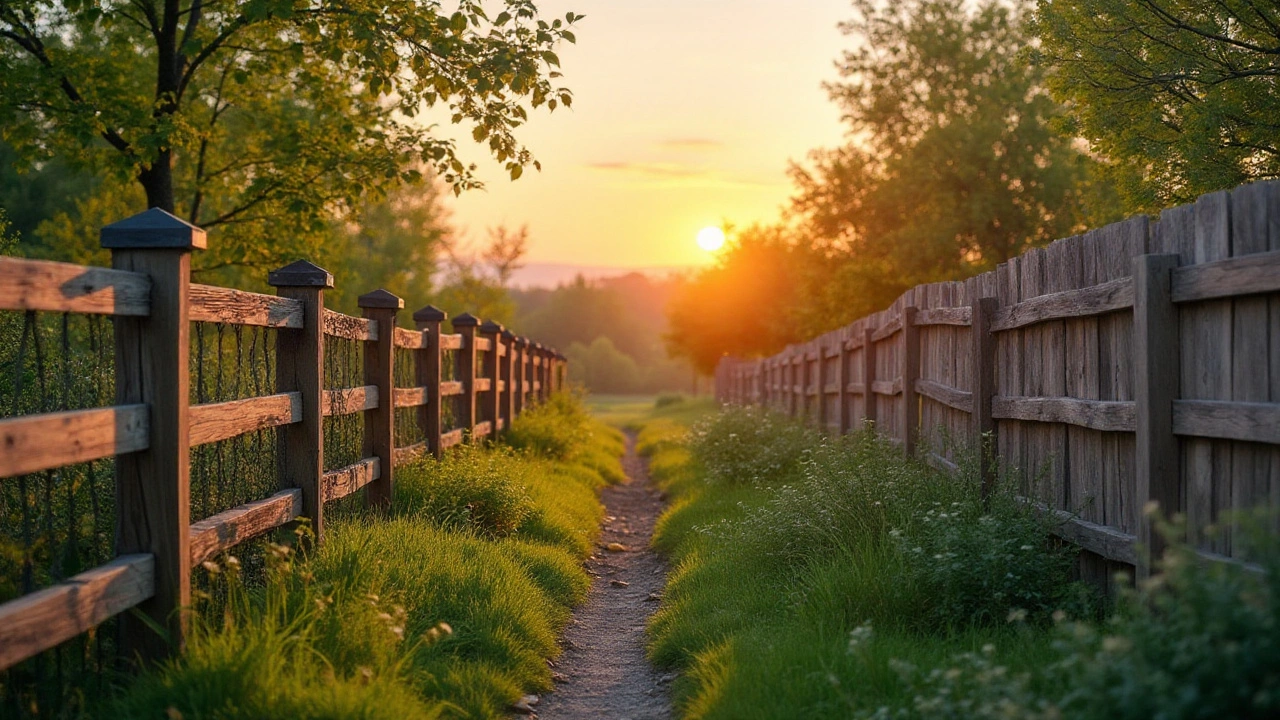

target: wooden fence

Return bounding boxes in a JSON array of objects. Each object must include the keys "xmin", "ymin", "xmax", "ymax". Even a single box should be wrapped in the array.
[
  {"xmin": 0, "ymin": 208, "xmax": 565, "ymax": 671},
  {"xmin": 716, "ymin": 180, "xmax": 1280, "ymax": 586}
]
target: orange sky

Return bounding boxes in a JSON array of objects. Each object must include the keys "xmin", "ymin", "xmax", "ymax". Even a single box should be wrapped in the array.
[{"xmin": 435, "ymin": 0, "xmax": 851, "ymax": 269}]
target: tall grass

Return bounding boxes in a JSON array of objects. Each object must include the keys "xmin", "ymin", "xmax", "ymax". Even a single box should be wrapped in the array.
[{"xmin": 110, "ymin": 392, "xmax": 622, "ymax": 719}]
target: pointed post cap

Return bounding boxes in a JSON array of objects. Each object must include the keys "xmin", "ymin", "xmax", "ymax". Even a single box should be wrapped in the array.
[
  {"xmin": 452, "ymin": 312, "xmax": 481, "ymax": 328},
  {"xmin": 479, "ymin": 319, "xmax": 504, "ymax": 334},
  {"xmin": 500, "ymin": 329, "xmax": 515, "ymax": 341},
  {"xmin": 268, "ymin": 260, "xmax": 334, "ymax": 288},
  {"xmin": 413, "ymin": 305, "xmax": 447, "ymax": 323},
  {"xmin": 533, "ymin": 342, "xmax": 544, "ymax": 351},
  {"xmin": 357, "ymin": 288, "xmax": 403, "ymax": 310},
  {"xmin": 101, "ymin": 208, "xmax": 207, "ymax": 250}
]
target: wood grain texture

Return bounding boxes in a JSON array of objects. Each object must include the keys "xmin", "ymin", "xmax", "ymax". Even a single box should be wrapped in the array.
[
  {"xmin": 990, "ymin": 276, "xmax": 1133, "ymax": 332},
  {"xmin": 322, "ymin": 457, "xmax": 381, "ymax": 503},
  {"xmin": 189, "ymin": 284, "xmax": 304, "ymax": 327},
  {"xmin": 322, "ymin": 309, "xmax": 378, "ymax": 341},
  {"xmin": 440, "ymin": 381, "xmax": 465, "ymax": 397},
  {"xmin": 439, "ymin": 334, "xmax": 463, "ymax": 351},
  {"xmin": 361, "ymin": 303, "xmax": 397, "ymax": 508},
  {"xmin": 1171, "ymin": 249, "xmax": 1280, "ymax": 303},
  {"xmin": 189, "ymin": 489, "xmax": 301, "ymax": 565},
  {"xmin": 273, "ymin": 281, "xmax": 326, "ymax": 547},
  {"xmin": 0, "ymin": 257, "xmax": 151, "ymax": 316},
  {"xmin": 472, "ymin": 421, "xmax": 492, "ymax": 438},
  {"xmin": 915, "ymin": 306, "xmax": 972, "ymax": 327},
  {"xmin": 0, "ymin": 554, "xmax": 155, "ymax": 671},
  {"xmin": 915, "ymin": 378, "xmax": 973, "ymax": 413},
  {"xmin": 474, "ymin": 378, "xmax": 493, "ymax": 392},
  {"xmin": 1173, "ymin": 400, "xmax": 1280, "ymax": 444},
  {"xmin": 0, "ymin": 404, "xmax": 149, "ymax": 478},
  {"xmin": 392, "ymin": 327, "xmax": 428, "ymax": 349},
  {"xmin": 871, "ymin": 379, "xmax": 902, "ymax": 396},
  {"xmin": 870, "ymin": 315, "xmax": 903, "ymax": 342},
  {"xmin": 473, "ymin": 337, "xmax": 493, "ymax": 352},
  {"xmin": 393, "ymin": 441, "xmax": 428, "ymax": 465},
  {"xmin": 393, "ymin": 387, "xmax": 430, "ymax": 408},
  {"xmin": 189, "ymin": 393, "xmax": 300, "ymax": 446},
  {"xmin": 439, "ymin": 428, "xmax": 464, "ymax": 449},
  {"xmin": 323, "ymin": 386, "xmax": 378, "ymax": 416},
  {"xmin": 991, "ymin": 396, "xmax": 1136, "ymax": 432}
]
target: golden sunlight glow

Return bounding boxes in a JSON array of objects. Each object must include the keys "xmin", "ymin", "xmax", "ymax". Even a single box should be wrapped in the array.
[{"xmin": 696, "ymin": 226, "xmax": 727, "ymax": 252}]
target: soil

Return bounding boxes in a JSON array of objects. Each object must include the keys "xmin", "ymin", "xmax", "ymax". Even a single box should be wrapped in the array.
[{"xmin": 531, "ymin": 432, "xmax": 674, "ymax": 720}]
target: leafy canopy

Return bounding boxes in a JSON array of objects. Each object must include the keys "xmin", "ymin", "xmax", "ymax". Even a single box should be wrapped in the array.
[
  {"xmin": 0, "ymin": 0, "xmax": 578, "ymax": 271},
  {"xmin": 1033, "ymin": 0, "xmax": 1280, "ymax": 211}
]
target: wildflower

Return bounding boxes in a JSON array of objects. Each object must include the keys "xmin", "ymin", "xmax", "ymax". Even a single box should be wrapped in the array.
[
  {"xmin": 1007, "ymin": 608, "xmax": 1028, "ymax": 623},
  {"xmin": 200, "ymin": 560, "xmax": 220, "ymax": 574},
  {"xmin": 847, "ymin": 621, "xmax": 874, "ymax": 653}
]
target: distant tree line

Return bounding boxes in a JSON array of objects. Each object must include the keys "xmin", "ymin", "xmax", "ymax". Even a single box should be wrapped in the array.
[{"xmin": 667, "ymin": 0, "xmax": 1279, "ymax": 373}]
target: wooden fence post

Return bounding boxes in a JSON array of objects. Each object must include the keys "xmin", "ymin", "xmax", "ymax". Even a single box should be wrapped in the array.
[
  {"xmin": 902, "ymin": 307, "xmax": 920, "ymax": 455},
  {"xmin": 501, "ymin": 329, "xmax": 516, "ymax": 431},
  {"xmin": 815, "ymin": 342, "xmax": 827, "ymax": 429},
  {"xmin": 268, "ymin": 260, "xmax": 332, "ymax": 544},
  {"xmin": 971, "ymin": 297, "xmax": 999, "ymax": 499},
  {"xmin": 480, "ymin": 320, "xmax": 503, "ymax": 434},
  {"xmin": 513, "ymin": 336, "xmax": 527, "ymax": 416},
  {"xmin": 838, "ymin": 338, "xmax": 850, "ymax": 435},
  {"xmin": 413, "ymin": 305, "xmax": 446, "ymax": 458},
  {"xmin": 1134, "ymin": 253, "xmax": 1181, "ymax": 577},
  {"xmin": 863, "ymin": 327, "xmax": 878, "ymax": 430},
  {"xmin": 359, "ymin": 290, "xmax": 401, "ymax": 508},
  {"xmin": 533, "ymin": 343, "xmax": 546, "ymax": 401},
  {"xmin": 454, "ymin": 313, "xmax": 480, "ymax": 436},
  {"xmin": 102, "ymin": 208, "xmax": 202, "ymax": 663}
]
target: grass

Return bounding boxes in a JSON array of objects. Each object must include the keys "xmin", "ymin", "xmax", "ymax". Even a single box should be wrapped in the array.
[
  {"xmin": 642, "ymin": 406, "xmax": 1280, "ymax": 720},
  {"xmin": 587, "ymin": 393, "xmax": 718, "ymax": 429},
  {"xmin": 110, "ymin": 392, "xmax": 624, "ymax": 719}
]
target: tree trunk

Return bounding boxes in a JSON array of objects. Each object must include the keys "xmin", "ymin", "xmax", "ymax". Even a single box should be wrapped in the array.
[{"xmin": 138, "ymin": 151, "xmax": 176, "ymax": 212}]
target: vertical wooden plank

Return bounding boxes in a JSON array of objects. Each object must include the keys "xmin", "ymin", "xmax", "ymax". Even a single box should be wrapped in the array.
[
  {"xmin": 1134, "ymin": 253, "xmax": 1181, "ymax": 577},
  {"xmin": 902, "ymin": 306, "xmax": 920, "ymax": 456},
  {"xmin": 996, "ymin": 258, "xmax": 1022, "ymax": 487},
  {"xmin": 1185, "ymin": 191, "xmax": 1233, "ymax": 552},
  {"xmin": 838, "ymin": 329, "xmax": 850, "ymax": 434},
  {"xmin": 269, "ymin": 261, "xmax": 332, "ymax": 542},
  {"xmin": 1020, "ymin": 249, "xmax": 1045, "ymax": 501},
  {"xmin": 1267, "ymin": 183, "xmax": 1280, "ymax": 535},
  {"xmin": 863, "ymin": 327, "xmax": 877, "ymax": 431},
  {"xmin": 1228, "ymin": 183, "xmax": 1272, "ymax": 556},
  {"xmin": 815, "ymin": 339, "xmax": 826, "ymax": 429},
  {"xmin": 102, "ymin": 209, "xmax": 202, "ymax": 662},
  {"xmin": 359, "ymin": 290, "xmax": 401, "ymax": 508},
  {"xmin": 480, "ymin": 321, "xmax": 504, "ymax": 435},
  {"xmin": 1043, "ymin": 239, "xmax": 1074, "ymax": 510},
  {"xmin": 413, "ymin": 306, "xmax": 446, "ymax": 457},
  {"xmin": 972, "ymin": 296, "xmax": 998, "ymax": 500},
  {"xmin": 1070, "ymin": 232, "xmax": 1103, "ymax": 525}
]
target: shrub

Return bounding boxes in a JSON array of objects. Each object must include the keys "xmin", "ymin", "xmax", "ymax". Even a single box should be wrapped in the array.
[
  {"xmin": 688, "ymin": 406, "xmax": 817, "ymax": 486},
  {"xmin": 395, "ymin": 446, "xmax": 534, "ymax": 539},
  {"xmin": 655, "ymin": 392, "xmax": 686, "ymax": 408},
  {"xmin": 504, "ymin": 391, "xmax": 592, "ymax": 461}
]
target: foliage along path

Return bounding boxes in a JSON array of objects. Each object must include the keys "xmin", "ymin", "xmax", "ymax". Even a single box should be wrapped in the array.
[{"xmin": 534, "ymin": 433, "xmax": 673, "ymax": 719}]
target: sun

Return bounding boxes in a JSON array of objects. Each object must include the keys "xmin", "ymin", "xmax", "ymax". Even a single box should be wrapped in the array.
[{"xmin": 696, "ymin": 226, "xmax": 726, "ymax": 252}]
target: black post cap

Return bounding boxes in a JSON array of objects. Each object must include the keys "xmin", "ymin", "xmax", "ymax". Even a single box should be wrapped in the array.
[
  {"xmin": 452, "ymin": 312, "xmax": 480, "ymax": 328},
  {"xmin": 479, "ymin": 320, "xmax": 505, "ymax": 334},
  {"xmin": 268, "ymin": 260, "xmax": 334, "ymax": 288},
  {"xmin": 357, "ymin": 288, "xmax": 404, "ymax": 310},
  {"xmin": 413, "ymin": 305, "xmax": 447, "ymax": 323},
  {"xmin": 101, "ymin": 208, "xmax": 207, "ymax": 250}
]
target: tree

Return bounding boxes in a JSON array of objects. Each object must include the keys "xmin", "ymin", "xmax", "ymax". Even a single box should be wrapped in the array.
[
  {"xmin": 0, "ymin": 0, "xmax": 578, "ymax": 271},
  {"xmin": 1033, "ymin": 0, "xmax": 1280, "ymax": 210}
]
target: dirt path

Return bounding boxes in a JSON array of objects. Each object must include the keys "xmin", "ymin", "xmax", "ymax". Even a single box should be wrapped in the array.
[{"xmin": 532, "ymin": 432, "xmax": 673, "ymax": 720}]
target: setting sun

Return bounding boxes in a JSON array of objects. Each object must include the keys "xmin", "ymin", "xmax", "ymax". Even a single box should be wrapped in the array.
[{"xmin": 696, "ymin": 226, "xmax": 726, "ymax": 252}]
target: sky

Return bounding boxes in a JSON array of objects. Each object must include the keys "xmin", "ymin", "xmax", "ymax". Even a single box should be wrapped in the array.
[{"xmin": 434, "ymin": 0, "xmax": 853, "ymax": 271}]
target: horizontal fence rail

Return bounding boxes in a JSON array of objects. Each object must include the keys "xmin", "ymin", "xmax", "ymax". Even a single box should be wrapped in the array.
[
  {"xmin": 717, "ymin": 180, "xmax": 1280, "ymax": 589},
  {"xmin": 0, "ymin": 209, "xmax": 567, "ymax": 673}
]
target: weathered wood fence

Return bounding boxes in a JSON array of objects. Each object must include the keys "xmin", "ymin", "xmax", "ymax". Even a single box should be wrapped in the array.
[
  {"xmin": 0, "ymin": 209, "xmax": 565, "ymax": 671},
  {"xmin": 716, "ymin": 181, "xmax": 1280, "ymax": 585}
]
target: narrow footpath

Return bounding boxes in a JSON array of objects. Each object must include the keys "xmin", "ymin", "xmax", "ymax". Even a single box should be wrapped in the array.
[{"xmin": 533, "ymin": 432, "xmax": 673, "ymax": 720}]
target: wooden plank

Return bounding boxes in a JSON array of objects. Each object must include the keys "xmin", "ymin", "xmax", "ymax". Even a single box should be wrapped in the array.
[
  {"xmin": 392, "ymin": 327, "xmax": 428, "ymax": 349},
  {"xmin": 0, "ymin": 554, "xmax": 155, "ymax": 671},
  {"xmin": 1067, "ymin": 231, "xmax": 1104, "ymax": 532},
  {"xmin": 926, "ymin": 452, "xmax": 960, "ymax": 474},
  {"xmin": 0, "ymin": 405, "xmax": 149, "ymax": 478},
  {"xmin": 871, "ymin": 379, "xmax": 902, "ymax": 396},
  {"xmin": 0, "ymin": 256, "xmax": 151, "ymax": 316},
  {"xmin": 990, "ymin": 277, "xmax": 1133, "ymax": 332},
  {"xmin": 394, "ymin": 387, "xmax": 430, "ymax": 408},
  {"xmin": 473, "ymin": 337, "xmax": 493, "ymax": 352},
  {"xmin": 1171, "ymin": 249, "xmax": 1280, "ymax": 303},
  {"xmin": 189, "ymin": 489, "xmax": 301, "ymax": 565},
  {"xmin": 439, "ymin": 333, "xmax": 463, "ymax": 351},
  {"xmin": 455, "ymin": 318, "xmax": 479, "ymax": 438},
  {"xmin": 991, "ymin": 396, "xmax": 1136, "ymax": 432},
  {"xmin": 359, "ymin": 293, "xmax": 399, "ymax": 509},
  {"xmin": 189, "ymin": 393, "xmax": 300, "ymax": 446},
  {"xmin": 415, "ymin": 308, "xmax": 446, "ymax": 458},
  {"xmin": 474, "ymin": 377, "xmax": 493, "ymax": 392},
  {"xmin": 863, "ymin": 327, "xmax": 878, "ymax": 428},
  {"xmin": 915, "ymin": 306, "xmax": 972, "ymax": 327},
  {"xmin": 1173, "ymin": 400, "xmax": 1280, "ymax": 444},
  {"xmin": 870, "ymin": 315, "xmax": 903, "ymax": 342},
  {"xmin": 322, "ymin": 309, "xmax": 378, "ymax": 341},
  {"xmin": 473, "ymin": 420, "xmax": 493, "ymax": 438},
  {"xmin": 323, "ymin": 386, "xmax": 378, "ymax": 416},
  {"xmin": 1042, "ymin": 239, "xmax": 1074, "ymax": 512},
  {"xmin": 1044, "ymin": 506, "xmax": 1139, "ymax": 566},
  {"xmin": 440, "ymin": 380, "xmax": 465, "ymax": 397},
  {"xmin": 902, "ymin": 307, "xmax": 920, "ymax": 455},
  {"xmin": 439, "ymin": 428, "xmax": 464, "ymax": 449},
  {"xmin": 189, "ymin": 284, "xmax": 304, "ymax": 328},
  {"xmin": 972, "ymin": 296, "xmax": 999, "ymax": 499},
  {"xmin": 995, "ymin": 258, "xmax": 1024, "ymax": 495},
  {"xmin": 393, "ymin": 440, "xmax": 429, "ymax": 465},
  {"xmin": 915, "ymin": 378, "xmax": 972, "ymax": 413},
  {"xmin": 322, "ymin": 457, "xmax": 381, "ymax": 503}
]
